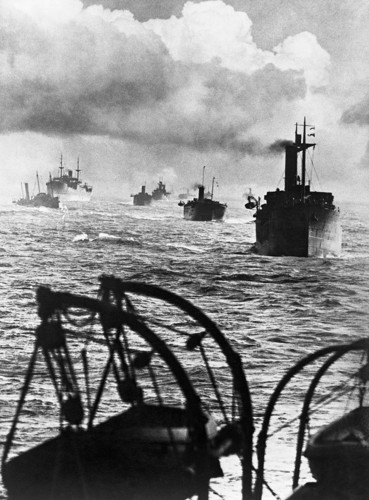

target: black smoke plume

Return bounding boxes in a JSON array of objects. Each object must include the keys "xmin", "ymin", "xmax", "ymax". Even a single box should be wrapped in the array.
[{"xmin": 267, "ymin": 139, "xmax": 294, "ymax": 155}]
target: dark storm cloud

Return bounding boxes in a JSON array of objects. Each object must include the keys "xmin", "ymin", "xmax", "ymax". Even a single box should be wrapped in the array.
[
  {"xmin": 2, "ymin": 0, "xmax": 369, "ymax": 203},
  {"xmin": 0, "ymin": 3, "xmax": 306, "ymax": 155},
  {"xmin": 1, "ymin": 0, "xmax": 327, "ymax": 175},
  {"xmin": 0, "ymin": 9, "xmax": 175, "ymax": 137},
  {"xmin": 166, "ymin": 62, "xmax": 306, "ymax": 154}
]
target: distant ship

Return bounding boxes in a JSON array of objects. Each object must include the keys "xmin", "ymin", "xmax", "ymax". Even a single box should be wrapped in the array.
[
  {"xmin": 246, "ymin": 119, "xmax": 341, "ymax": 257},
  {"xmin": 181, "ymin": 168, "xmax": 227, "ymax": 221},
  {"xmin": 178, "ymin": 189, "xmax": 190, "ymax": 200},
  {"xmin": 14, "ymin": 173, "xmax": 59, "ymax": 209},
  {"xmin": 131, "ymin": 185, "xmax": 152, "ymax": 206},
  {"xmin": 151, "ymin": 180, "xmax": 170, "ymax": 201},
  {"xmin": 46, "ymin": 155, "xmax": 93, "ymax": 201}
]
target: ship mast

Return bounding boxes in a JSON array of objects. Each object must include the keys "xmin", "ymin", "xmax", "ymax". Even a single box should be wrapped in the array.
[
  {"xmin": 49, "ymin": 173, "xmax": 54, "ymax": 196},
  {"xmin": 59, "ymin": 154, "xmax": 64, "ymax": 178},
  {"xmin": 202, "ymin": 166, "xmax": 206, "ymax": 187},
  {"xmin": 211, "ymin": 177, "xmax": 215, "ymax": 200},
  {"xmin": 36, "ymin": 171, "xmax": 41, "ymax": 194},
  {"xmin": 301, "ymin": 117, "xmax": 307, "ymax": 201},
  {"xmin": 76, "ymin": 157, "xmax": 81, "ymax": 181},
  {"xmin": 297, "ymin": 117, "xmax": 315, "ymax": 202}
]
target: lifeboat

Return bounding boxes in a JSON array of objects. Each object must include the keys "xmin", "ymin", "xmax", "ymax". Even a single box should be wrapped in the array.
[
  {"xmin": 305, "ymin": 406, "xmax": 369, "ymax": 494},
  {"xmin": 3, "ymin": 404, "xmax": 222, "ymax": 500}
]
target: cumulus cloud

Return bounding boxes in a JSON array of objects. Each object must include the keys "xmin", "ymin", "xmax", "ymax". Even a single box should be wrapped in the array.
[
  {"xmin": 145, "ymin": 1, "xmax": 260, "ymax": 72},
  {"xmin": 0, "ymin": 0, "xmax": 329, "ymax": 159},
  {"xmin": 146, "ymin": 2, "xmax": 330, "ymax": 88},
  {"xmin": 272, "ymin": 32, "xmax": 330, "ymax": 88}
]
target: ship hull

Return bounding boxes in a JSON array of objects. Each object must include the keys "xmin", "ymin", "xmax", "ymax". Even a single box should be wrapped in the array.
[
  {"xmin": 184, "ymin": 201, "xmax": 226, "ymax": 221},
  {"xmin": 48, "ymin": 185, "xmax": 92, "ymax": 201},
  {"xmin": 152, "ymin": 194, "xmax": 167, "ymax": 201},
  {"xmin": 133, "ymin": 194, "xmax": 152, "ymax": 206},
  {"xmin": 47, "ymin": 180, "xmax": 92, "ymax": 201},
  {"xmin": 15, "ymin": 194, "xmax": 59, "ymax": 209},
  {"xmin": 255, "ymin": 204, "xmax": 341, "ymax": 257}
]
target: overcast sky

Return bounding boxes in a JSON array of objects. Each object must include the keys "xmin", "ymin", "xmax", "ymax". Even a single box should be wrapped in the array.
[{"xmin": 1, "ymin": 0, "xmax": 369, "ymax": 201}]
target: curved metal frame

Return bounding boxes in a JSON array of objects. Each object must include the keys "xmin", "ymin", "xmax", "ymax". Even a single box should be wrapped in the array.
[
  {"xmin": 98, "ymin": 275, "xmax": 254, "ymax": 499},
  {"xmin": 254, "ymin": 338, "xmax": 369, "ymax": 500},
  {"xmin": 292, "ymin": 350, "xmax": 343, "ymax": 488},
  {"xmin": 3, "ymin": 286, "xmax": 212, "ymax": 500}
]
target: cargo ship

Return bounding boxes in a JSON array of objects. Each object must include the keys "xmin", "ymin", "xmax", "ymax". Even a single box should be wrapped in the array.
[
  {"xmin": 178, "ymin": 188, "xmax": 190, "ymax": 200},
  {"xmin": 14, "ymin": 173, "xmax": 59, "ymax": 209},
  {"xmin": 247, "ymin": 119, "xmax": 341, "ymax": 257},
  {"xmin": 151, "ymin": 180, "xmax": 170, "ymax": 201},
  {"xmin": 181, "ymin": 169, "xmax": 227, "ymax": 221},
  {"xmin": 132, "ymin": 185, "xmax": 152, "ymax": 206},
  {"xmin": 46, "ymin": 156, "xmax": 93, "ymax": 201}
]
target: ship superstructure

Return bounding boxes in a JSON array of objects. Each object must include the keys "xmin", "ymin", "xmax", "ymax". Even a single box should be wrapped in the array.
[{"xmin": 46, "ymin": 155, "xmax": 92, "ymax": 201}]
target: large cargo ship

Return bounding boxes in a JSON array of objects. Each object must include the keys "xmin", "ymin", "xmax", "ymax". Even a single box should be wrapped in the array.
[
  {"xmin": 151, "ymin": 180, "xmax": 170, "ymax": 201},
  {"xmin": 132, "ymin": 185, "xmax": 152, "ymax": 206},
  {"xmin": 182, "ymin": 185, "xmax": 227, "ymax": 221},
  {"xmin": 247, "ymin": 119, "xmax": 341, "ymax": 257},
  {"xmin": 181, "ymin": 169, "xmax": 227, "ymax": 221},
  {"xmin": 46, "ymin": 156, "xmax": 93, "ymax": 201},
  {"xmin": 15, "ymin": 173, "xmax": 59, "ymax": 209}
]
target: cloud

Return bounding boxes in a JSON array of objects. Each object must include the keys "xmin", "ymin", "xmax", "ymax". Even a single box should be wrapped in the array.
[
  {"xmin": 0, "ymin": 0, "xmax": 327, "ymax": 154},
  {"xmin": 6, "ymin": 0, "xmax": 367, "ymax": 202},
  {"xmin": 82, "ymin": 0, "xmax": 184, "ymax": 22},
  {"xmin": 272, "ymin": 32, "xmax": 330, "ymax": 88},
  {"xmin": 145, "ymin": 1, "xmax": 258, "ymax": 71},
  {"xmin": 341, "ymin": 94, "xmax": 369, "ymax": 127},
  {"xmin": 146, "ymin": 3, "xmax": 330, "ymax": 88},
  {"xmin": 0, "ymin": 1, "xmax": 174, "ymax": 135}
]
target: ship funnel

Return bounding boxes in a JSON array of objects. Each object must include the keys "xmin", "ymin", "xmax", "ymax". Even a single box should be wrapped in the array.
[
  {"xmin": 284, "ymin": 145, "xmax": 298, "ymax": 193},
  {"xmin": 141, "ymin": 185, "xmax": 146, "ymax": 194},
  {"xmin": 24, "ymin": 183, "xmax": 30, "ymax": 201},
  {"xmin": 198, "ymin": 185, "xmax": 205, "ymax": 201}
]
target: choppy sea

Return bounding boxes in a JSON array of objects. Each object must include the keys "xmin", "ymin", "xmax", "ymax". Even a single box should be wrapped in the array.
[{"xmin": 0, "ymin": 197, "xmax": 368, "ymax": 500}]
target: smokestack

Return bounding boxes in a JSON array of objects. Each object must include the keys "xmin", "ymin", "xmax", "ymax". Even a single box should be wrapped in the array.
[
  {"xmin": 198, "ymin": 185, "xmax": 205, "ymax": 200},
  {"xmin": 141, "ymin": 185, "xmax": 146, "ymax": 193},
  {"xmin": 24, "ymin": 183, "xmax": 30, "ymax": 201},
  {"xmin": 284, "ymin": 145, "xmax": 298, "ymax": 193}
]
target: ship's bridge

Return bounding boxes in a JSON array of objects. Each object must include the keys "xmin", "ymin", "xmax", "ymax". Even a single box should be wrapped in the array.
[{"xmin": 264, "ymin": 187, "xmax": 334, "ymax": 207}]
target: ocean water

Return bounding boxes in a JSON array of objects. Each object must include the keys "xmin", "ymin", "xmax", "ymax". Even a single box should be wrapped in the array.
[{"xmin": 0, "ymin": 197, "xmax": 368, "ymax": 500}]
